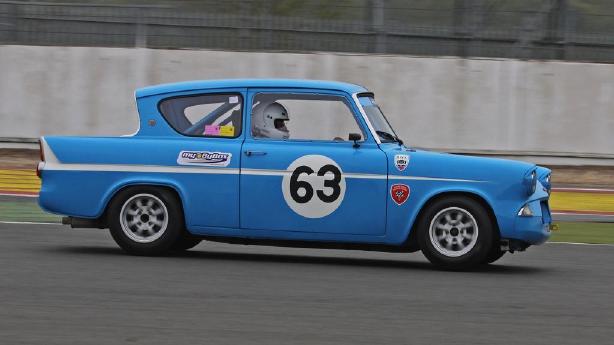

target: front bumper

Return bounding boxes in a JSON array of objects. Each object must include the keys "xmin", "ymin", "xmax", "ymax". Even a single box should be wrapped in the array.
[{"xmin": 513, "ymin": 199, "xmax": 552, "ymax": 245}]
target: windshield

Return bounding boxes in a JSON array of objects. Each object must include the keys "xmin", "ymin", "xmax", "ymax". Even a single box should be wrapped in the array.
[{"xmin": 358, "ymin": 95, "xmax": 399, "ymax": 143}]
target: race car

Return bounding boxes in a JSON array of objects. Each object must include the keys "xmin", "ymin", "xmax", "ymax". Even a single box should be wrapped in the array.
[{"xmin": 37, "ymin": 79, "xmax": 552, "ymax": 269}]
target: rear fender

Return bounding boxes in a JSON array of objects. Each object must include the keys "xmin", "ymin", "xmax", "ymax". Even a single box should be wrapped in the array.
[{"xmin": 100, "ymin": 178, "xmax": 188, "ymax": 221}]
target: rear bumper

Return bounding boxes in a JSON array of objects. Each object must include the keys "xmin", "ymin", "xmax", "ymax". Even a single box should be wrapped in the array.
[{"xmin": 512, "ymin": 199, "xmax": 552, "ymax": 245}]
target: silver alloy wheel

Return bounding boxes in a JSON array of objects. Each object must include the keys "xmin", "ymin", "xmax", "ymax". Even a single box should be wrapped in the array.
[
  {"xmin": 428, "ymin": 207, "xmax": 479, "ymax": 257},
  {"xmin": 119, "ymin": 193, "xmax": 169, "ymax": 243}
]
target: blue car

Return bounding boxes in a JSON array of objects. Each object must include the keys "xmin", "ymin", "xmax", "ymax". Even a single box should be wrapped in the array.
[{"xmin": 38, "ymin": 79, "xmax": 552, "ymax": 269}]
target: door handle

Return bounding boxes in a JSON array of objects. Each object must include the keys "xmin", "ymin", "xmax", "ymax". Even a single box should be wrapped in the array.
[{"xmin": 244, "ymin": 150, "xmax": 267, "ymax": 156}]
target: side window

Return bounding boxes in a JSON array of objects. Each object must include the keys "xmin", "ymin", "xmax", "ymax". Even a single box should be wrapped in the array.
[
  {"xmin": 251, "ymin": 93, "xmax": 364, "ymax": 141},
  {"xmin": 159, "ymin": 93, "xmax": 242, "ymax": 138}
]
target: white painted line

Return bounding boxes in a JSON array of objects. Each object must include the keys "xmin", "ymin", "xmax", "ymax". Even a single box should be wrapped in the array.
[
  {"xmin": 552, "ymin": 187, "xmax": 614, "ymax": 193},
  {"xmin": 552, "ymin": 212, "xmax": 614, "ymax": 217},
  {"xmin": 547, "ymin": 241, "xmax": 614, "ymax": 247},
  {"xmin": 0, "ymin": 221, "xmax": 60, "ymax": 225},
  {"xmin": 0, "ymin": 193, "xmax": 38, "ymax": 198},
  {"xmin": 0, "ymin": 221, "xmax": 611, "ymax": 246}
]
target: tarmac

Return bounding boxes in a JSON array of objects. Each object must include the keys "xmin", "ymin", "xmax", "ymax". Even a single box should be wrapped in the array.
[{"xmin": 0, "ymin": 222, "xmax": 613, "ymax": 344}]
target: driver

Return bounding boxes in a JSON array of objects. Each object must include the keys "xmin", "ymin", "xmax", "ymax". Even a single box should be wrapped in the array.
[{"xmin": 252, "ymin": 102, "xmax": 290, "ymax": 139}]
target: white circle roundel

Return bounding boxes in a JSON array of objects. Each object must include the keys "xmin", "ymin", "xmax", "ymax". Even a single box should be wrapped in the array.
[{"xmin": 282, "ymin": 155, "xmax": 346, "ymax": 218}]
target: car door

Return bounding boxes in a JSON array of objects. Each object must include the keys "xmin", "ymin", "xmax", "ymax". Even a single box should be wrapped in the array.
[
  {"xmin": 155, "ymin": 89, "xmax": 246, "ymax": 229},
  {"xmin": 239, "ymin": 88, "xmax": 388, "ymax": 236}
]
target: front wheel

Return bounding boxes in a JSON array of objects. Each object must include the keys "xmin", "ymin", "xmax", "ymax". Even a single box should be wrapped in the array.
[
  {"xmin": 108, "ymin": 187, "xmax": 183, "ymax": 256},
  {"xmin": 170, "ymin": 234, "xmax": 202, "ymax": 251},
  {"xmin": 484, "ymin": 248, "xmax": 506, "ymax": 264},
  {"xmin": 417, "ymin": 196, "xmax": 495, "ymax": 270}
]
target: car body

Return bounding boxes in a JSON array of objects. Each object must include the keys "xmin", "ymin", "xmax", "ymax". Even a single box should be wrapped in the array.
[{"xmin": 38, "ymin": 79, "xmax": 552, "ymax": 269}]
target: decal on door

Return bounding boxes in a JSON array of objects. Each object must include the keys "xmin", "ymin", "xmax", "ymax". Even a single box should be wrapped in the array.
[
  {"xmin": 394, "ymin": 154, "xmax": 410, "ymax": 172},
  {"xmin": 177, "ymin": 151, "xmax": 232, "ymax": 167},
  {"xmin": 390, "ymin": 184, "xmax": 410, "ymax": 205},
  {"xmin": 282, "ymin": 155, "xmax": 346, "ymax": 218}
]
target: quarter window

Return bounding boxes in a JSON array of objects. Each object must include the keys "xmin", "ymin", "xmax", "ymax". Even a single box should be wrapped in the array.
[{"xmin": 159, "ymin": 93, "xmax": 242, "ymax": 138}]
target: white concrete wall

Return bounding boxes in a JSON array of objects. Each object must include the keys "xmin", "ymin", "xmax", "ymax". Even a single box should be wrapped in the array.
[{"xmin": 0, "ymin": 45, "xmax": 612, "ymax": 157}]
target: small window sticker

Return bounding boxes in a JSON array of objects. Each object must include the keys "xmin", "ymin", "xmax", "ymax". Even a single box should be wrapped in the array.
[
  {"xmin": 204, "ymin": 125, "xmax": 220, "ymax": 136},
  {"xmin": 219, "ymin": 125, "xmax": 235, "ymax": 137},
  {"xmin": 229, "ymin": 96, "xmax": 239, "ymax": 104}
]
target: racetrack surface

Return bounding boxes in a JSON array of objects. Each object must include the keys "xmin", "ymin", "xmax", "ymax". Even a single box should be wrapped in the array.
[{"xmin": 1, "ymin": 223, "xmax": 613, "ymax": 345}]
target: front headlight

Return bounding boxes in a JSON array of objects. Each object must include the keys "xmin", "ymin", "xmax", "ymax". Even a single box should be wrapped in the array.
[
  {"xmin": 543, "ymin": 173, "xmax": 552, "ymax": 193},
  {"xmin": 525, "ymin": 170, "xmax": 537, "ymax": 196}
]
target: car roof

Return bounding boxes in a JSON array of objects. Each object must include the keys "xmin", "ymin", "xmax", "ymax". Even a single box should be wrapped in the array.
[{"xmin": 135, "ymin": 79, "xmax": 368, "ymax": 98}]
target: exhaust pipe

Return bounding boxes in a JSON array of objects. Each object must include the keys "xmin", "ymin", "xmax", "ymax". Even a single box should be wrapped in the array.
[{"xmin": 62, "ymin": 217, "xmax": 106, "ymax": 229}]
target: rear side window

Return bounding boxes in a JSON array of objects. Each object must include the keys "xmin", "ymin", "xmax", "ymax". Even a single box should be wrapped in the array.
[{"xmin": 159, "ymin": 93, "xmax": 243, "ymax": 138}]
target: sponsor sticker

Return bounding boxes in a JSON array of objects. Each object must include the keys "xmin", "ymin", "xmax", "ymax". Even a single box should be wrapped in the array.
[
  {"xmin": 177, "ymin": 151, "xmax": 232, "ymax": 167},
  {"xmin": 394, "ymin": 154, "xmax": 410, "ymax": 172},
  {"xmin": 390, "ymin": 184, "xmax": 410, "ymax": 205},
  {"xmin": 219, "ymin": 125, "xmax": 235, "ymax": 137}
]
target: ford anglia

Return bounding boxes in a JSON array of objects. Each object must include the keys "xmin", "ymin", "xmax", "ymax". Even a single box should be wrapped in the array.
[{"xmin": 38, "ymin": 79, "xmax": 552, "ymax": 269}]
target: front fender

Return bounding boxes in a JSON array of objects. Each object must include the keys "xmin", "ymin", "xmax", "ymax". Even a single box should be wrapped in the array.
[{"xmin": 386, "ymin": 182, "xmax": 499, "ymax": 245}]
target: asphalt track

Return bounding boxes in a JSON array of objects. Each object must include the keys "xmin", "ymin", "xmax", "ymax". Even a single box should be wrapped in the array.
[{"xmin": 1, "ymin": 223, "xmax": 613, "ymax": 345}]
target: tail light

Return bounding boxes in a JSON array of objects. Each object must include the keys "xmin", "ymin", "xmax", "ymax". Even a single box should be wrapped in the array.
[
  {"xmin": 39, "ymin": 139, "xmax": 45, "ymax": 161},
  {"xmin": 36, "ymin": 139, "xmax": 44, "ymax": 178}
]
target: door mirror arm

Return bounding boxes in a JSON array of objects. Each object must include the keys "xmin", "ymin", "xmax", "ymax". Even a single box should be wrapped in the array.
[{"xmin": 348, "ymin": 133, "xmax": 361, "ymax": 148}]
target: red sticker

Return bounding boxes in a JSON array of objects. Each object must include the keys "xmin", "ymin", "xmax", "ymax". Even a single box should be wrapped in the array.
[{"xmin": 390, "ymin": 184, "xmax": 410, "ymax": 205}]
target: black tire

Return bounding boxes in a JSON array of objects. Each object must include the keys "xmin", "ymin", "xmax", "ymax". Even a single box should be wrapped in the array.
[
  {"xmin": 417, "ymin": 196, "xmax": 495, "ymax": 270},
  {"xmin": 170, "ymin": 233, "xmax": 202, "ymax": 251},
  {"xmin": 107, "ymin": 186, "xmax": 184, "ymax": 256},
  {"xmin": 484, "ymin": 248, "xmax": 506, "ymax": 264}
]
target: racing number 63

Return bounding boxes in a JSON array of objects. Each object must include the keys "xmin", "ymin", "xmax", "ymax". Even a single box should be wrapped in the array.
[
  {"xmin": 282, "ymin": 155, "xmax": 347, "ymax": 218},
  {"xmin": 290, "ymin": 164, "xmax": 342, "ymax": 204}
]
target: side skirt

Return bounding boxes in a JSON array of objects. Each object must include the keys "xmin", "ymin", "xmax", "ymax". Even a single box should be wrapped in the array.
[{"xmin": 199, "ymin": 235, "xmax": 418, "ymax": 253}]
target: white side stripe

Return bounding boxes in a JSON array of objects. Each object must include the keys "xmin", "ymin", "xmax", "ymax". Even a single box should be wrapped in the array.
[
  {"xmin": 43, "ymin": 162, "xmax": 240, "ymax": 175},
  {"xmin": 42, "ymin": 163, "xmax": 482, "ymax": 183},
  {"xmin": 241, "ymin": 169, "xmax": 388, "ymax": 179},
  {"xmin": 241, "ymin": 168, "xmax": 288, "ymax": 176},
  {"xmin": 389, "ymin": 175, "xmax": 484, "ymax": 183}
]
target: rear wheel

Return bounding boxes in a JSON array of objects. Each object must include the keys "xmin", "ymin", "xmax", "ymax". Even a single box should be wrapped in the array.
[
  {"xmin": 418, "ymin": 196, "xmax": 495, "ymax": 270},
  {"xmin": 108, "ymin": 187, "xmax": 183, "ymax": 256}
]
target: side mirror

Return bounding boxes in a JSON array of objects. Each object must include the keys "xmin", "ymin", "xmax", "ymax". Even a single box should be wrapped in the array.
[{"xmin": 348, "ymin": 133, "xmax": 362, "ymax": 148}]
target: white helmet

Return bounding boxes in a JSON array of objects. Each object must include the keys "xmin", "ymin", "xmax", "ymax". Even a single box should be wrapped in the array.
[{"xmin": 253, "ymin": 102, "xmax": 290, "ymax": 139}]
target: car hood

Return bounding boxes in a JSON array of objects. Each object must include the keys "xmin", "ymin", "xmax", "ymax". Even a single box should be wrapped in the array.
[{"xmin": 387, "ymin": 147, "xmax": 537, "ymax": 184}]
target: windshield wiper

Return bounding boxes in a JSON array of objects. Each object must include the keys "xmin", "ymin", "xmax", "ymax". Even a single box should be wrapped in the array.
[{"xmin": 376, "ymin": 130, "xmax": 404, "ymax": 146}]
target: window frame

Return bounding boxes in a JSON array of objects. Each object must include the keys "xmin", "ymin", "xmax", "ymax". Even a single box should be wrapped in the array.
[
  {"xmin": 248, "ymin": 91, "xmax": 368, "ymax": 144},
  {"xmin": 157, "ymin": 92, "xmax": 244, "ymax": 139}
]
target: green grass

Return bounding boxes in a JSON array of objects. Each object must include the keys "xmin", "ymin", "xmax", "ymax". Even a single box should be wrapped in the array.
[
  {"xmin": 1, "ymin": 198, "xmax": 613, "ymax": 244},
  {"xmin": 0, "ymin": 200, "xmax": 60, "ymax": 223},
  {"xmin": 550, "ymin": 222, "xmax": 614, "ymax": 244}
]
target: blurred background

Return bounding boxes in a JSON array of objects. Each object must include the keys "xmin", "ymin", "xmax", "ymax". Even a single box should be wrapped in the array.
[{"xmin": 0, "ymin": 0, "xmax": 613, "ymax": 167}]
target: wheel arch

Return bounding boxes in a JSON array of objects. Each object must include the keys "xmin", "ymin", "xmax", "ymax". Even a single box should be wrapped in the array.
[
  {"xmin": 99, "ymin": 180, "xmax": 187, "ymax": 225},
  {"xmin": 404, "ymin": 190, "xmax": 501, "ymax": 249}
]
